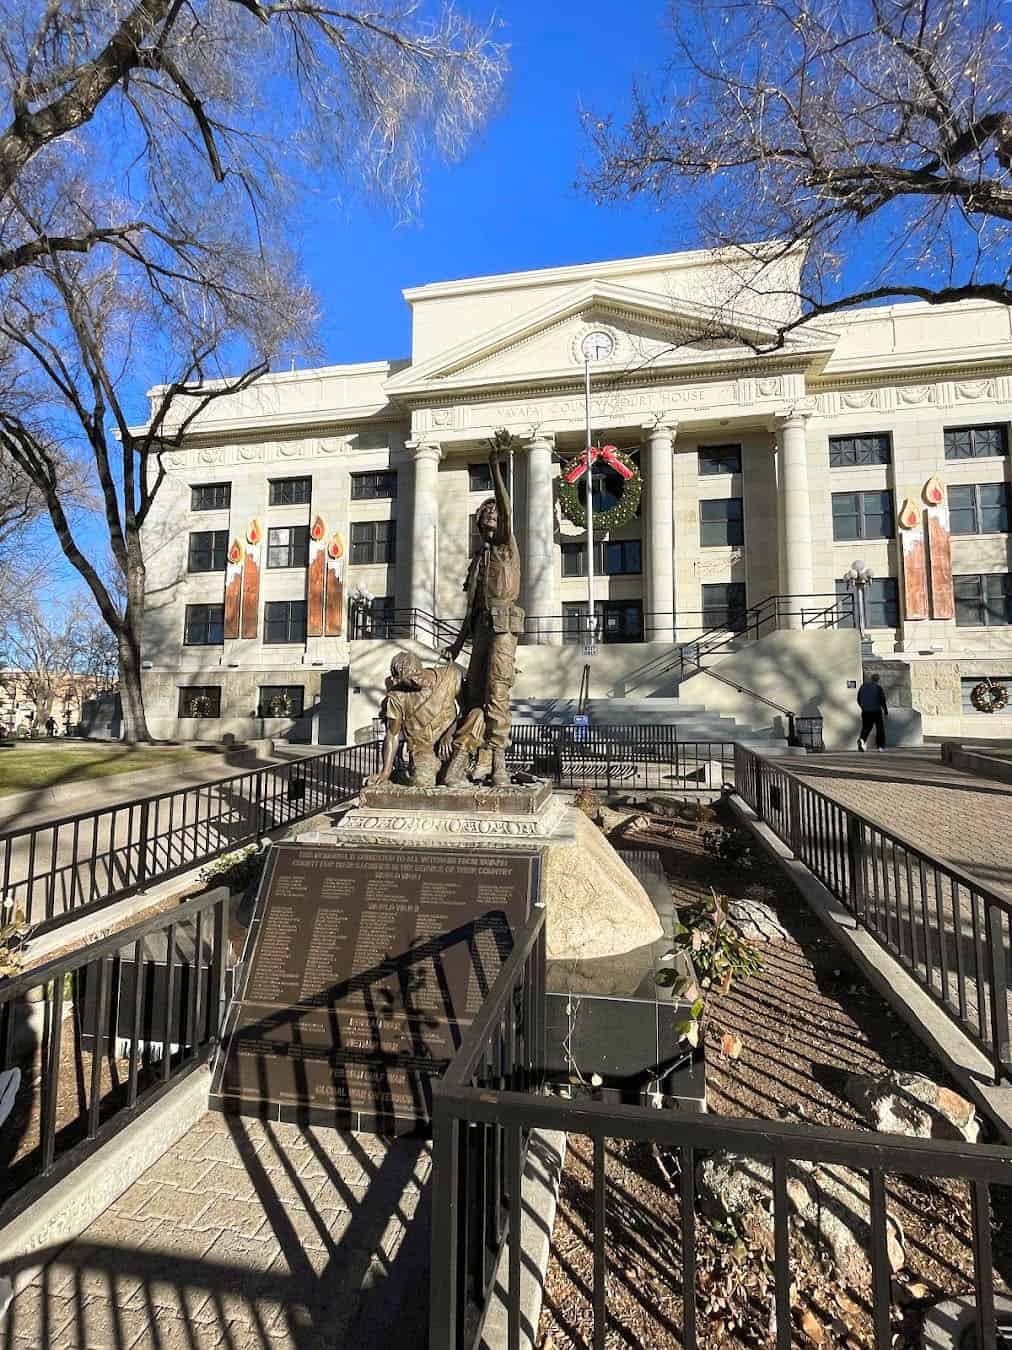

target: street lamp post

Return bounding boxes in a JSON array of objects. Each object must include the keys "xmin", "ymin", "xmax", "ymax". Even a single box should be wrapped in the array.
[
  {"xmin": 845, "ymin": 560, "xmax": 874, "ymax": 641},
  {"xmin": 579, "ymin": 331, "xmax": 615, "ymax": 654}
]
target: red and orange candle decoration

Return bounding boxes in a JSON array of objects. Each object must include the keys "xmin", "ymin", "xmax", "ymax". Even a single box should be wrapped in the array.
[
  {"xmin": 223, "ymin": 537, "xmax": 244, "ymax": 639},
  {"xmin": 324, "ymin": 531, "xmax": 345, "ymax": 636},
  {"xmin": 923, "ymin": 476, "xmax": 954, "ymax": 619},
  {"xmin": 307, "ymin": 515, "xmax": 327, "ymax": 637},
  {"xmin": 898, "ymin": 497, "xmax": 928, "ymax": 621},
  {"xmin": 241, "ymin": 518, "xmax": 262, "ymax": 639}
]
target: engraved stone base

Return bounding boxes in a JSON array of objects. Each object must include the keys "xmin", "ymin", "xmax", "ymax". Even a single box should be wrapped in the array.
[
  {"xmin": 358, "ymin": 780, "xmax": 552, "ymax": 816},
  {"xmin": 309, "ymin": 790, "xmax": 569, "ymax": 849}
]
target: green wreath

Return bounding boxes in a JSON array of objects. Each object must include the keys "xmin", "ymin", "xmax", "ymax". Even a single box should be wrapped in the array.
[
  {"xmin": 559, "ymin": 447, "xmax": 641, "ymax": 530},
  {"xmin": 971, "ymin": 679, "xmax": 1009, "ymax": 714}
]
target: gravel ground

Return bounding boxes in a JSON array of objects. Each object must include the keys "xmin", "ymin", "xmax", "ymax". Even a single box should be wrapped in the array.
[{"xmin": 537, "ymin": 804, "xmax": 1012, "ymax": 1349}]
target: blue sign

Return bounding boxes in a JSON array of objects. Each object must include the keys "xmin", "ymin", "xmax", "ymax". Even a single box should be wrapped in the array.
[{"xmin": 572, "ymin": 713, "xmax": 590, "ymax": 742}]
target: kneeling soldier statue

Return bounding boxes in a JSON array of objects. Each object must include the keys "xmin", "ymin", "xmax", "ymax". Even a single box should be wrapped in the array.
[
  {"xmin": 441, "ymin": 430, "xmax": 523, "ymax": 789},
  {"xmin": 365, "ymin": 651, "xmax": 463, "ymax": 789}
]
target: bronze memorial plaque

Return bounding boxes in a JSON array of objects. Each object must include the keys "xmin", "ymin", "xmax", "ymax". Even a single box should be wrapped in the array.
[{"xmin": 214, "ymin": 843, "xmax": 539, "ymax": 1132}]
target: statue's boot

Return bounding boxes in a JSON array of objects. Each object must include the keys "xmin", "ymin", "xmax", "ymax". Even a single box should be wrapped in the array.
[
  {"xmin": 490, "ymin": 749, "xmax": 511, "ymax": 788},
  {"xmin": 441, "ymin": 748, "xmax": 470, "ymax": 787},
  {"xmin": 472, "ymin": 748, "xmax": 493, "ymax": 782}
]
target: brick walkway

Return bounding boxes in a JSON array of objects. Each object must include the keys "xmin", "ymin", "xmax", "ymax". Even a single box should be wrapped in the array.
[
  {"xmin": 2, "ymin": 1113, "xmax": 431, "ymax": 1350},
  {"xmin": 790, "ymin": 747, "xmax": 1012, "ymax": 896}
]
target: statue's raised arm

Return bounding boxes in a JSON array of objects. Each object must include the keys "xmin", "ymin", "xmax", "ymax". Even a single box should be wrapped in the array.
[{"xmin": 487, "ymin": 428, "xmax": 514, "ymax": 547}]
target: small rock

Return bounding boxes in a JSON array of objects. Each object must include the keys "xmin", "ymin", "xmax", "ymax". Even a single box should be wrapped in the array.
[
  {"xmin": 845, "ymin": 1071, "xmax": 979, "ymax": 1143},
  {"xmin": 800, "ymin": 1308, "xmax": 826, "ymax": 1344},
  {"xmin": 725, "ymin": 898, "xmax": 789, "ymax": 942}
]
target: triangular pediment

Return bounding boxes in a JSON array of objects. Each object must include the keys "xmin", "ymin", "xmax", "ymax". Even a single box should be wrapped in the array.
[{"xmin": 385, "ymin": 280, "xmax": 838, "ymax": 398}]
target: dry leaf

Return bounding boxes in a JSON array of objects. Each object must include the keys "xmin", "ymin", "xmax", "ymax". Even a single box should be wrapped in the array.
[
  {"xmin": 800, "ymin": 1308, "xmax": 827, "ymax": 1344},
  {"xmin": 720, "ymin": 1032, "xmax": 742, "ymax": 1060}
]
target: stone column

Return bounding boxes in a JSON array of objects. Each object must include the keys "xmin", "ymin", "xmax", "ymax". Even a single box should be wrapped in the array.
[
  {"xmin": 642, "ymin": 420, "xmax": 677, "ymax": 642},
  {"xmin": 776, "ymin": 411, "xmax": 814, "ymax": 628},
  {"xmin": 406, "ymin": 439, "xmax": 442, "ymax": 618},
  {"xmin": 524, "ymin": 433, "xmax": 558, "ymax": 644}
]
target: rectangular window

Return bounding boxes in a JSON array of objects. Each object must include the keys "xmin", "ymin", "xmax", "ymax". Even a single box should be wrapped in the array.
[
  {"xmin": 828, "ymin": 433, "xmax": 892, "ymax": 467},
  {"xmin": 358, "ymin": 596, "xmax": 396, "ymax": 639},
  {"xmin": 561, "ymin": 540, "xmax": 642, "ymax": 577},
  {"xmin": 698, "ymin": 444, "xmax": 742, "ymax": 476},
  {"xmin": 954, "ymin": 574, "xmax": 1012, "ymax": 627},
  {"xmin": 562, "ymin": 601, "xmax": 643, "ymax": 644},
  {"xmin": 468, "ymin": 463, "xmax": 493, "ymax": 493},
  {"xmin": 831, "ymin": 490, "xmax": 894, "ymax": 540},
  {"xmin": 190, "ymin": 482, "xmax": 230, "ymax": 512},
  {"xmin": 350, "ymin": 470, "xmax": 398, "ymax": 501},
  {"xmin": 268, "ymin": 476, "xmax": 312, "ymax": 506},
  {"xmin": 263, "ymin": 600, "xmax": 307, "ymax": 644},
  {"xmin": 257, "ymin": 685, "xmax": 305, "ymax": 718},
  {"xmin": 183, "ymin": 604, "xmax": 225, "ymax": 646},
  {"xmin": 948, "ymin": 483, "xmax": 1009, "ymax": 535},
  {"xmin": 944, "ymin": 424, "xmax": 1009, "ymax": 460},
  {"xmin": 699, "ymin": 497, "xmax": 744, "ymax": 547},
  {"xmin": 267, "ymin": 525, "xmax": 310, "ymax": 569},
  {"xmin": 350, "ymin": 520, "xmax": 396, "ymax": 565},
  {"xmin": 835, "ymin": 578, "xmax": 900, "ymax": 628},
  {"xmin": 701, "ymin": 582, "xmax": 747, "ymax": 631},
  {"xmin": 178, "ymin": 686, "xmax": 221, "ymax": 718},
  {"xmin": 187, "ymin": 529, "xmax": 229, "ymax": 573}
]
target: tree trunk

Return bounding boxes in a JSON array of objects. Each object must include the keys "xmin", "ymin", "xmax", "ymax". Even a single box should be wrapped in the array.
[{"xmin": 117, "ymin": 626, "xmax": 150, "ymax": 744}]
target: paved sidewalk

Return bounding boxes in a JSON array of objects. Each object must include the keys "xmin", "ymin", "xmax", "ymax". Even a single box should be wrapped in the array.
[
  {"xmin": 2, "ymin": 1113, "xmax": 431, "ymax": 1350},
  {"xmin": 791, "ymin": 747, "xmax": 1012, "ymax": 896}
]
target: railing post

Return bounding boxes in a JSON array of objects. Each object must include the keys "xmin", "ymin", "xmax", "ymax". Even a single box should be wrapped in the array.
[
  {"xmin": 429, "ymin": 1093, "xmax": 461, "ymax": 1350},
  {"xmin": 553, "ymin": 728, "xmax": 563, "ymax": 786},
  {"xmin": 846, "ymin": 815, "xmax": 865, "ymax": 918},
  {"xmin": 210, "ymin": 891, "xmax": 228, "ymax": 1039},
  {"xmin": 137, "ymin": 799, "xmax": 151, "ymax": 888},
  {"xmin": 787, "ymin": 777, "xmax": 802, "ymax": 856},
  {"xmin": 985, "ymin": 900, "xmax": 1010, "ymax": 1084},
  {"xmin": 754, "ymin": 756, "xmax": 766, "ymax": 818}
]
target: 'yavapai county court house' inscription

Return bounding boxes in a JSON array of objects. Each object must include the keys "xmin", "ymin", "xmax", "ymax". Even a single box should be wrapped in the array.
[{"xmin": 215, "ymin": 843, "xmax": 539, "ymax": 1131}]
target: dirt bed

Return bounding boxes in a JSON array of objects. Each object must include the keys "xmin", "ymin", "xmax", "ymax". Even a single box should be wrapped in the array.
[{"xmin": 538, "ymin": 803, "xmax": 1012, "ymax": 1349}]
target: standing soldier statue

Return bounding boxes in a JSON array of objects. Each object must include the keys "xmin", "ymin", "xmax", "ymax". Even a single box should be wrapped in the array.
[{"xmin": 441, "ymin": 429, "xmax": 524, "ymax": 789}]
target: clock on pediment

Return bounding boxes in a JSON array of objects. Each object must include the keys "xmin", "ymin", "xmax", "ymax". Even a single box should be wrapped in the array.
[{"xmin": 570, "ymin": 323, "xmax": 621, "ymax": 366}]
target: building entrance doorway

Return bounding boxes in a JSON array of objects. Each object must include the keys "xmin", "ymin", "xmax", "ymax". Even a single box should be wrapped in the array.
[{"xmin": 562, "ymin": 600, "xmax": 644, "ymax": 644}]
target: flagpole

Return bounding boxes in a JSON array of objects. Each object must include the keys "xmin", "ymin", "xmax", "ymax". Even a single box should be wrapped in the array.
[{"xmin": 584, "ymin": 356, "xmax": 595, "ymax": 651}]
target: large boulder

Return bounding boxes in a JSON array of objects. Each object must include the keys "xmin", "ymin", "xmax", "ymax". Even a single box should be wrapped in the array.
[{"xmin": 542, "ymin": 811, "xmax": 663, "ymax": 993}]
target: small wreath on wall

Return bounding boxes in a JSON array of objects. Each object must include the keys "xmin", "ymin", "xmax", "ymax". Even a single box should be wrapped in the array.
[
  {"xmin": 559, "ymin": 445, "xmax": 641, "ymax": 531},
  {"xmin": 971, "ymin": 679, "xmax": 1009, "ymax": 714}
]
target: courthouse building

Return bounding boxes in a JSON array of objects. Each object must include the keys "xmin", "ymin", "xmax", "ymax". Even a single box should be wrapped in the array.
[{"xmin": 138, "ymin": 245, "xmax": 1012, "ymax": 747}]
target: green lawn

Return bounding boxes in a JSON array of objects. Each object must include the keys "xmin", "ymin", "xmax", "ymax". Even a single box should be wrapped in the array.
[{"xmin": 0, "ymin": 745, "xmax": 199, "ymax": 797}]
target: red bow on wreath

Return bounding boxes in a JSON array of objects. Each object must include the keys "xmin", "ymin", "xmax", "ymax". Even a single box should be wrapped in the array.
[{"xmin": 563, "ymin": 444, "xmax": 635, "ymax": 485}]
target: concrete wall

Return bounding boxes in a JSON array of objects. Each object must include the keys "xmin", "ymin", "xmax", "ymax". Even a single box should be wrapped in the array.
[
  {"xmin": 678, "ymin": 629, "xmax": 867, "ymax": 749},
  {"xmin": 141, "ymin": 667, "xmax": 343, "ymax": 744},
  {"xmin": 868, "ymin": 656, "xmax": 1012, "ymax": 740}
]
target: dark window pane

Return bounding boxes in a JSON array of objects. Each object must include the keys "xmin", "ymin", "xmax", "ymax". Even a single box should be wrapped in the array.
[
  {"xmin": 350, "ymin": 471, "xmax": 398, "ymax": 500},
  {"xmin": 866, "ymin": 578, "xmax": 899, "ymax": 628},
  {"xmin": 975, "ymin": 425, "xmax": 1007, "ymax": 456},
  {"xmin": 258, "ymin": 685, "xmax": 305, "ymax": 717},
  {"xmin": 178, "ymin": 686, "xmax": 221, "ymax": 717},
  {"xmin": 190, "ymin": 483, "xmax": 230, "ymax": 511},
  {"xmin": 948, "ymin": 485, "xmax": 977, "ymax": 534},
  {"xmin": 268, "ymin": 477, "xmax": 312, "ymax": 506},
  {"xmin": 831, "ymin": 493, "xmax": 860, "ymax": 540},
  {"xmin": 187, "ymin": 530, "xmax": 228, "ymax": 572},
  {"xmin": 954, "ymin": 575, "xmax": 985, "ymax": 626},
  {"xmin": 702, "ymin": 582, "xmax": 747, "ymax": 629},
  {"xmin": 698, "ymin": 445, "xmax": 742, "ymax": 475},
  {"xmin": 944, "ymin": 429, "xmax": 973, "ymax": 460},
  {"xmin": 183, "ymin": 604, "xmax": 224, "ymax": 645},
  {"xmin": 263, "ymin": 600, "xmax": 306, "ymax": 644},
  {"xmin": 861, "ymin": 490, "xmax": 894, "ymax": 539},
  {"xmin": 468, "ymin": 463, "xmax": 493, "ymax": 493},
  {"xmin": 349, "ymin": 520, "xmax": 396, "ymax": 565},
  {"xmin": 984, "ymin": 575, "xmax": 1012, "ymax": 625},
  {"xmin": 829, "ymin": 434, "xmax": 891, "ymax": 467},
  {"xmin": 945, "ymin": 425, "xmax": 1009, "ymax": 460},
  {"xmin": 979, "ymin": 483, "xmax": 1009, "ymax": 534},
  {"xmin": 700, "ymin": 497, "xmax": 744, "ymax": 547}
]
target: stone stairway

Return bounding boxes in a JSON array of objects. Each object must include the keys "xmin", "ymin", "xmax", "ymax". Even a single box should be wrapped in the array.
[{"xmin": 510, "ymin": 696, "xmax": 793, "ymax": 748}]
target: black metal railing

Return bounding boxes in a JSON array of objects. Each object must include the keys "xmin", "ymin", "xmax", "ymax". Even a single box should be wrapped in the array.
[
  {"xmin": 735, "ymin": 744, "xmax": 1012, "ymax": 1084},
  {"xmin": 0, "ymin": 742, "xmax": 381, "ymax": 934},
  {"xmin": 0, "ymin": 885, "xmax": 230, "ymax": 1213},
  {"xmin": 431, "ymin": 1068, "xmax": 1012, "ymax": 1350},
  {"xmin": 507, "ymin": 726, "xmax": 734, "ymax": 793},
  {"xmin": 430, "ymin": 908, "xmax": 547, "ymax": 1349}
]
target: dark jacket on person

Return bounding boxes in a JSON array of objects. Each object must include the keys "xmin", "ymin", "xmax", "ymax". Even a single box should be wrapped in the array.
[{"xmin": 857, "ymin": 681, "xmax": 888, "ymax": 713}]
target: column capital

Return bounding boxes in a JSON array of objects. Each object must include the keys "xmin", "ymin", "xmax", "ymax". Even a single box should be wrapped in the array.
[
  {"xmin": 524, "ymin": 430, "xmax": 555, "ymax": 452},
  {"xmin": 405, "ymin": 438, "xmax": 442, "ymax": 463},
  {"xmin": 641, "ymin": 418, "xmax": 678, "ymax": 445},
  {"xmin": 772, "ymin": 399, "xmax": 817, "ymax": 431}
]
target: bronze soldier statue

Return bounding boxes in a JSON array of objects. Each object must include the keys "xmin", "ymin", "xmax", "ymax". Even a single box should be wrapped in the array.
[
  {"xmin": 441, "ymin": 431, "xmax": 524, "ymax": 789},
  {"xmin": 365, "ymin": 651, "xmax": 464, "ymax": 789}
]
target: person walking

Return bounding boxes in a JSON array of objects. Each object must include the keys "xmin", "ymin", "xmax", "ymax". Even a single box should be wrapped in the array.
[{"xmin": 856, "ymin": 673, "xmax": 888, "ymax": 751}]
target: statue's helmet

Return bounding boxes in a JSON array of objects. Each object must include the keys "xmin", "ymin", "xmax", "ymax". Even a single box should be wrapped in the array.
[
  {"xmin": 477, "ymin": 497, "xmax": 498, "ymax": 531},
  {"xmin": 390, "ymin": 651, "xmax": 424, "ymax": 682}
]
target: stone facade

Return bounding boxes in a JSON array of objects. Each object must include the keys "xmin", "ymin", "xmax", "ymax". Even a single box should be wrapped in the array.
[{"xmin": 137, "ymin": 246, "xmax": 1012, "ymax": 743}]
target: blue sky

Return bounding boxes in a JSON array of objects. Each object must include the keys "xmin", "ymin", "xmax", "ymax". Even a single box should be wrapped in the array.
[{"xmin": 292, "ymin": 1, "xmax": 682, "ymax": 368}]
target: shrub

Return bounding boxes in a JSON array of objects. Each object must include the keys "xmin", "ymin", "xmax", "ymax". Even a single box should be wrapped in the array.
[
  {"xmin": 199, "ymin": 845, "xmax": 265, "ymax": 894},
  {"xmin": 702, "ymin": 825, "xmax": 755, "ymax": 869}
]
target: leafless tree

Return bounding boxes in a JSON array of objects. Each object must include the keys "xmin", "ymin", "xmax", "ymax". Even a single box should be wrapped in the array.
[
  {"xmin": 0, "ymin": 599, "xmax": 90, "ymax": 729},
  {"xmin": 0, "ymin": 1, "xmax": 507, "ymax": 741},
  {"xmin": 582, "ymin": 0, "xmax": 1011, "ymax": 334}
]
